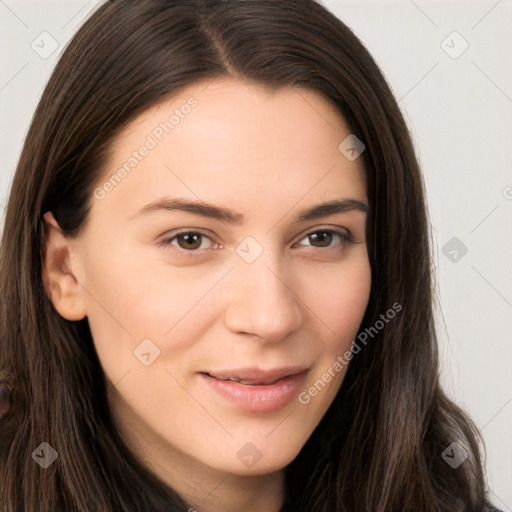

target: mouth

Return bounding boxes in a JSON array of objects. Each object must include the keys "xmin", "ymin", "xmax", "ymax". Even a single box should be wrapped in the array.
[{"xmin": 199, "ymin": 366, "xmax": 309, "ymax": 412}]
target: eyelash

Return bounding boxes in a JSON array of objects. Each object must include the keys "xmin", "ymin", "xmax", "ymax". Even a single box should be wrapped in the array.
[{"xmin": 157, "ymin": 228, "xmax": 356, "ymax": 259}]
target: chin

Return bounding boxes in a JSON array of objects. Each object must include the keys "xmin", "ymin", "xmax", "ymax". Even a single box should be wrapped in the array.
[{"xmin": 204, "ymin": 436, "xmax": 306, "ymax": 477}]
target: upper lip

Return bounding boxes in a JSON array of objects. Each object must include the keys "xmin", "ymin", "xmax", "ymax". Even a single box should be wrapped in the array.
[{"xmin": 202, "ymin": 366, "xmax": 308, "ymax": 385}]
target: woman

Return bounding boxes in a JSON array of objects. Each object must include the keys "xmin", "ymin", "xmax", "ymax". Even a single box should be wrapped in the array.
[{"xmin": 0, "ymin": 0, "xmax": 501, "ymax": 510}]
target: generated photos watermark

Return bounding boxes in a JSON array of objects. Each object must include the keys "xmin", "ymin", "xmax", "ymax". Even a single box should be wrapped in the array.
[
  {"xmin": 298, "ymin": 302, "xmax": 403, "ymax": 405},
  {"xmin": 93, "ymin": 97, "xmax": 198, "ymax": 200}
]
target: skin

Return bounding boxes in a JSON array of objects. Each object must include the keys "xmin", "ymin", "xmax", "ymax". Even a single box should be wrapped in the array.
[{"xmin": 43, "ymin": 79, "xmax": 371, "ymax": 512}]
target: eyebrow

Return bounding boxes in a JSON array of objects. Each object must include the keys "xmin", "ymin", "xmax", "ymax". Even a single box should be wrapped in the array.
[{"xmin": 129, "ymin": 197, "xmax": 368, "ymax": 224}]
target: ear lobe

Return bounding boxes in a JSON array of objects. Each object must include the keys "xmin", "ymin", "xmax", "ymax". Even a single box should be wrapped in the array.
[{"xmin": 41, "ymin": 211, "xmax": 87, "ymax": 321}]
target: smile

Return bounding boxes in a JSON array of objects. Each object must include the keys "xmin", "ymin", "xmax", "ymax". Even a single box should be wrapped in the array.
[{"xmin": 200, "ymin": 367, "xmax": 309, "ymax": 412}]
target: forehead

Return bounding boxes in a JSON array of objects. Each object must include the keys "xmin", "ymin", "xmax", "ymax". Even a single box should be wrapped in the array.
[{"xmin": 92, "ymin": 78, "xmax": 367, "ymax": 222}]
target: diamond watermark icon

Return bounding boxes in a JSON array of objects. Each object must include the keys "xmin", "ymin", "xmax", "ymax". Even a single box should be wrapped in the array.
[
  {"xmin": 237, "ymin": 442, "xmax": 263, "ymax": 468},
  {"xmin": 32, "ymin": 442, "xmax": 59, "ymax": 469},
  {"xmin": 236, "ymin": 236, "xmax": 264, "ymax": 264},
  {"xmin": 338, "ymin": 134, "xmax": 365, "ymax": 161},
  {"xmin": 31, "ymin": 32, "xmax": 59, "ymax": 59},
  {"xmin": 441, "ymin": 31, "xmax": 469, "ymax": 60},
  {"xmin": 441, "ymin": 441, "xmax": 469, "ymax": 469},
  {"xmin": 134, "ymin": 338, "xmax": 161, "ymax": 366},
  {"xmin": 442, "ymin": 236, "xmax": 468, "ymax": 263}
]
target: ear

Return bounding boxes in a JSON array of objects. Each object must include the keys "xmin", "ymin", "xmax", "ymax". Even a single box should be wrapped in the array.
[{"xmin": 41, "ymin": 211, "xmax": 87, "ymax": 321}]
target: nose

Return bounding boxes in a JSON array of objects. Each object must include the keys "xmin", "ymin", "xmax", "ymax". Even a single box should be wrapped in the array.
[{"xmin": 223, "ymin": 251, "xmax": 303, "ymax": 342}]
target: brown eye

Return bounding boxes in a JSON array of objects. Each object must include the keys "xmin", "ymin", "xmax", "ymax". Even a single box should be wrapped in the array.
[
  {"xmin": 308, "ymin": 231, "xmax": 334, "ymax": 248},
  {"xmin": 175, "ymin": 233, "xmax": 203, "ymax": 250},
  {"xmin": 296, "ymin": 229, "xmax": 354, "ymax": 250},
  {"xmin": 158, "ymin": 230, "xmax": 218, "ymax": 257}
]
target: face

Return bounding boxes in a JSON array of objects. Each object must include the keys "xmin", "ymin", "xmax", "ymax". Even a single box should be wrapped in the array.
[{"xmin": 44, "ymin": 79, "xmax": 371, "ymax": 482}]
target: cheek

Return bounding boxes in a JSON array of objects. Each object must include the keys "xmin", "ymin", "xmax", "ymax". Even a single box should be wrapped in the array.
[
  {"xmin": 309, "ymin": 258, "xmax": 372, "ymax": 352},
  {"xmin": 294, "ymin": 260, "xmax": 371, "ymax": 417},
  {"xmin": 82, "ymin": 253, "xmax": 224, "ymax": 375}
]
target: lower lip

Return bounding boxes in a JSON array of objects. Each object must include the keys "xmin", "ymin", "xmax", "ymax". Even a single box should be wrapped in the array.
[{"xmin": 201, "ymin": 371, "xmax": 308, "ymax": 412}]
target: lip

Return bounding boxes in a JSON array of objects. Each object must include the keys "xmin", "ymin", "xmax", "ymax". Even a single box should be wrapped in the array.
[{"xmin": 200, "ymin": 367, "xmax": 308, "ymax": 412}]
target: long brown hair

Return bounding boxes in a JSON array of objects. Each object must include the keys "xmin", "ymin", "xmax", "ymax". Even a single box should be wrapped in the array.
[{"xmin": 0, "ymin": 0, "xmax": 496, "ymax": 510}]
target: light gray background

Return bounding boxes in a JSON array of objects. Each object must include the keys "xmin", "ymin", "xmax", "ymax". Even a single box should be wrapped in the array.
[{"xmin": 1, "ymin": 0, "xmax": 511, "ymax": 509}]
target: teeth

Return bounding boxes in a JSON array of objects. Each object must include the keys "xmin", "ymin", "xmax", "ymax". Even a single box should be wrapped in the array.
[{"xmin": 211, "ymin": 374, "xmax": 274, "ymax": 385}]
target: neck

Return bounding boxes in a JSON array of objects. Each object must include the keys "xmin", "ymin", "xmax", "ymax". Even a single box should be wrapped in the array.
[
  {"xmin": 169, "ymin": 466, "xmax": 285, "ymax": 512},
  {"xmin": 129, "ymin": 429, "xmax": 285, "ymax": 512}
]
